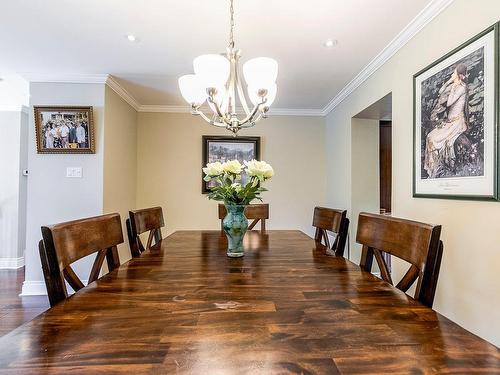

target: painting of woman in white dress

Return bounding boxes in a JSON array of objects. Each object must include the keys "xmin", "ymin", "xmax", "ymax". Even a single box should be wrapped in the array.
[
  {"xmin": 424, "ymin": 63, "xmax": 471, "ymax": 178},
  {"xmin": 420, "ymin": 48, "xmax": 484, "ymax": 179},
  {"xmin": 414, "ymin": 23, "xmax": 498, "ymax": 200}
]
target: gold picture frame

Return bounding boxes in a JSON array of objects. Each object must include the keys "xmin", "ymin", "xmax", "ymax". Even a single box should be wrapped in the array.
[{"xmin": 34, "ymin": 106, "xmax": 95, "ymax": 154}]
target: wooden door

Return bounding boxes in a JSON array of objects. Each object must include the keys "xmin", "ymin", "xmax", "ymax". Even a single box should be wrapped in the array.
[{"xmin": 379, "ymin": 121, "xmax": 392, "ymax": 214}]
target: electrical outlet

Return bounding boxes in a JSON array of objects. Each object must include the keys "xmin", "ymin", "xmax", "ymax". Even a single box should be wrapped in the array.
[{"xmin": 66, "ymin": 167, "xmax": 82, "ymax": 178}]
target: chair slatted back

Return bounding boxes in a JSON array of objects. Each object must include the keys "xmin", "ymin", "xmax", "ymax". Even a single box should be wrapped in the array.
[
  {"xmin": 126, "ymin": 207, "xmax": 165, "ymax": 257},
  {"xmin": 356, "ymin": 212, "xmax": 443, "ymax": 308},
  {"xmin": 39, "ymin": 213, "xmax": 123, "ymax": 307},
  {"xmin": 218, "ymin": 203, "xmax": 269, "ymax": 232},
  {"xmin": 312, "ymin": 207, "xmax": 349, "ymax": 257}
]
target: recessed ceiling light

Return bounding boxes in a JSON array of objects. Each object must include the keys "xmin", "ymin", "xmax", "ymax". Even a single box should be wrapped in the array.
[
  {"xmin": 127, "ymin": 34, "xmax": 137, "ymax": 42},
  {"xmin": 323, "ymin": 39, "xmax": 338, "ymax": 48}
]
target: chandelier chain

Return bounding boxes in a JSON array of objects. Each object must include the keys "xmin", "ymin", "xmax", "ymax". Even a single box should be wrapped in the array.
[{"xmin": 228, "ymin": 0, "xmax": 235, "ymax": 48}]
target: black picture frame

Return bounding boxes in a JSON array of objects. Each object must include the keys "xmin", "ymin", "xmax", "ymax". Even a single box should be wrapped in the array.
[
  {"xmin": 413, "ymin": 22, "xmax": 500, "ymax": 201},
  {"xmin": 202, "ymin": 136, "xmax": 261, "ymax": 194}
]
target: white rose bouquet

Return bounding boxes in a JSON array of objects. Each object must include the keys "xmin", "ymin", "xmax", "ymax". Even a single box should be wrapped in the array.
[{"xmin": 203, "ymin": 159, "xmax": 274, "ymax": 205}]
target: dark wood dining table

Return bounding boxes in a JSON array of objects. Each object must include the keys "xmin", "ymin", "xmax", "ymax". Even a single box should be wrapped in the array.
[{"xmin": 0, "ymin": 230, "xmax": 499, "ymax": 374}]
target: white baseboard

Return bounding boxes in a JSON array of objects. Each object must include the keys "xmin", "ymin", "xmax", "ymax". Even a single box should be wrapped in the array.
[
  {"xmin": 0, "ymin": 256, "xmax": 25, "ymax": 269},
  {"xmin": 20, "ymin": 279, "xmax": 88, "ymax": 296},
  {"xmin": 20, "ymin": 280, "xmax": 47, "ymax": 296}
]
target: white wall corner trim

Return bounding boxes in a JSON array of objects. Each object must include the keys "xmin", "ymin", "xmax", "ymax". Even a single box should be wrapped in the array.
[
  {"xmin": 0, "ymin": 257, "xmax": 25, "ymax": 269},
  {"xmin": 321, "ymin": 0, "xmax": 455, "ymax": 115},
  {"xmin": 106, "ymin": 76, "xmax": 140, "ymax": 111}
]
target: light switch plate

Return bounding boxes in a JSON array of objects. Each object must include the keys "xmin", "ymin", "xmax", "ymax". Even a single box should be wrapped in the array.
[{"xmin": 66, "ymin": 167, "xmax": 82, "ymax": 178}]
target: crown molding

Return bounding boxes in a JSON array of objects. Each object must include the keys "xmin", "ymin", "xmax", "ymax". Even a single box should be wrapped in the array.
[
  {"xmin": 321, "ymin": 0, "xmax": 455, "ymax": 115},
  {"xmin": 138, "ymin": 105, "xmax": 190, "ymax": 113},
  {"xmin": 268, "ymin": 108, "xmax": 324, "ymax": 116},
  {"xmin": 18, "ymin": 0, "xmax": 454, "ymax": 119},
  {"xmin": 106, "ymin": 76, "xmax": 140, "ymax": 111},
  {"xmin": 137, "ymin": 104, "xmax": 324, "ymax": 116},
  {"xmin": 0, "ymin": 105, "xmax": 29, "ymax": 113},
  {"xmin": 22, "ymin": 73, "xmax": 109, "ymax": 84}
]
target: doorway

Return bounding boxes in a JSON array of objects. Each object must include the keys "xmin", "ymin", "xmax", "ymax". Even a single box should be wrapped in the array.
[
  {"xmin": 0, "ymin": 75, "xmax": 29, "ymax": 270},
  {"xmin": 350, "ymin": 93, "xmax": 392, "ymax": 264}
]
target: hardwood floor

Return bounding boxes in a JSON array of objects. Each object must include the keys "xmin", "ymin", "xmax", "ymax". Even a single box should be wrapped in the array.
[
  {"xmin": 0, "ymin": 232, "xmax": 498, "ymax": 373},
  {"xmin": 0, "ymin": 268, "xmax": 49, "ymax": 337}
]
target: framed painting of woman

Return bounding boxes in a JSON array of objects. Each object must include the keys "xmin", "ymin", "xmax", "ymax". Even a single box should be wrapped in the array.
[{"xmin": 413, "ymin": 22, "xmax": 499, "ymax": 200}]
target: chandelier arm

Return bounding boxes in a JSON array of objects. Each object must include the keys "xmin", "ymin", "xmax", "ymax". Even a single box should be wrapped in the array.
[
  {"xmin": 228, "ymin": 56, "xmax": 237, "ymax": 115},
  {"xmin": 221, "ymin": 85, "xmax": 230, "ymax": 114},
  {"xmin": 234, "ymin": 58, "xmax": 250, "ymax": 116},
  {"xmin": 207, "ymin": 96, "xmax": 230, "ymax": 124},
  {"xmin": 239, "ymin": 100, "xmax": 267, "ymax": 125},
  {"xmin": 240, "ymin": 112, "xmax": 264, "ymax": 128},
  {"xmin": 195, "ymin": 109, "xmax": 227, "ymax": 128}
]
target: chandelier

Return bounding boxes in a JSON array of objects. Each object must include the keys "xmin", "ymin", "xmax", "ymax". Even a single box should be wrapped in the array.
[{"xmin": 178, "ymin": 0, "xmax": 278, "ymax": 136}]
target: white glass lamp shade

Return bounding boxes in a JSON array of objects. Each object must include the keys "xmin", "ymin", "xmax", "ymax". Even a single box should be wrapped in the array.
[
  {"xmin": 243, "ymin": 57, "xmax": 278, "ymax": 90},
  {"xmin": 193, "ymin": 54, "xmax": 230, "ymax": 89},
  {"xmin": 248, "ymin": 83, "xmax": 277, "ymax": 107},
  {"xmin": 178, "ymin": 74, "xmax": 206, "ymax": 106}
]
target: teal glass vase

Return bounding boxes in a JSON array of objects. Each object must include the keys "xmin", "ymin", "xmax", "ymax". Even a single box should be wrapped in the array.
[{"xmin": 222, "ymin": 204, "xmax": 248, "ymax": 257}]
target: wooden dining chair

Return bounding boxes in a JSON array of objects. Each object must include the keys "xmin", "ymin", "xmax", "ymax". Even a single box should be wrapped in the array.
[
  {"xmin": 312, "ymin": 206, "xmax": 349, "ymax": 257},
  {"xmin": 126, "ymin": 206, "xmax": 165, "ymax": 257},
  {"xmin": 356, "ymin": 212, "xmax": 444, "ymax": 308},
  {"xmin": 218, "ymin": 203, "xmax": 269, "ymax": 232},
  {"xmin": 39, "ymin": 213, "xmax": 123, "ymax": 307}
]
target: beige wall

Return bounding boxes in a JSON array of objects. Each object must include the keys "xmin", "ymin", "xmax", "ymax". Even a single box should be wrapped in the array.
[
  {"xmin": 350, "ymin": 118, "xmax": 379, "ymax": 263},
  {"xmin": 103, "ymin": 86, "xmax": 138, "ymax": 263},
  {"xmin": 325, "ymin": 0, "xmax": 500, "ymax": 346},
  {"xmin": 137, "ymin": 112, "xmax": 326, "ymax": 237}
]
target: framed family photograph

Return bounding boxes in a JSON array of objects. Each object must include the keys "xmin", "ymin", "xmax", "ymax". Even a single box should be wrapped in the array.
[
  {"xmin": 202, "ymin": 135, "xmax": 260, "ymax": 193},
  {"xmin": 413, "ymin": 22, "xmax": 499, "ymax": 200},
  {"xmin": 34, "ymin": 106, "xmax": 95, "ymax": 154}
]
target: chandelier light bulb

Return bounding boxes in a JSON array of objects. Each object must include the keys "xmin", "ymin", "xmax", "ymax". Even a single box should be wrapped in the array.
[
  {"xmin": 193, "ymin": 54, "xmax": 230, "ymax": 90},
  {"xmin": 178, "ymin": 74, "xmax": 207, "ymax": 106},
  {"xmin": 243, "ymin": 57, "xmax": 278, "ymax": 90},
  {"xmin": 248, "ymin": 83, "xmax": 277, "ymax": 107}
]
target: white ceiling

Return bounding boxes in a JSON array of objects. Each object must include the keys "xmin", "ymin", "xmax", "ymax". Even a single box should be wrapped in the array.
[{"xmin": 0, "ymin": 0, "xmax": 434, "ymax": 110}]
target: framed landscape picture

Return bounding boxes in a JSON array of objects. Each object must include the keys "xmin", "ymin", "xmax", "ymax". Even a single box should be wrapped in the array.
[
  {"xmin": 413, "ymin": 22, "xmax": 499, "ymax": 200},
  {"xmin": 202, "ymin": 135, "xmax": 260, "ymax": 193},
  {"xmin": 34, "ymin": 106, "xmax": 95, "ymax": 154}
]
